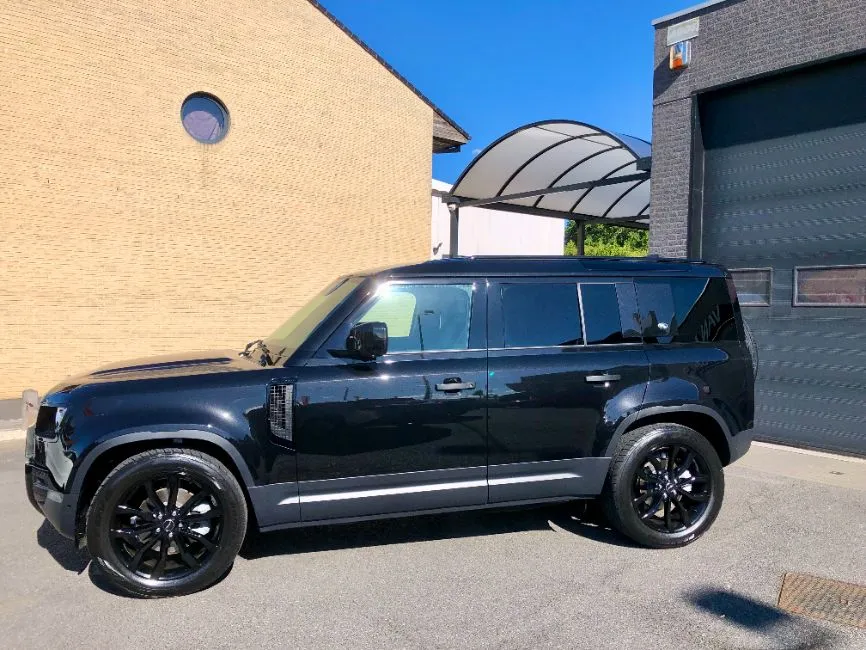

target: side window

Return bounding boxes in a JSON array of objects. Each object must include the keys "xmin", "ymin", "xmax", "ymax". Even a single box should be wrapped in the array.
[
  {"xmin": 635, "ymin": 278, "xmax": 737, "ymax": 343},
  {"xmin": 355, "ymin": 284, "xmax": 473, "ymax": 353},
  {"xmin": 579, "ymin": 283, "xmax": 641, "ymax": 345},
  {"xmin": 500, "ymin": 283, "xmax": 582, "ymax": 348}
]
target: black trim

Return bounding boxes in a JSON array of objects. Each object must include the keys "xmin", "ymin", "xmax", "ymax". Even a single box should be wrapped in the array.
[
  {"xmin": 688, "ymin": 95, "xmax": 704, "ymax": 257},
  {"xmin": 487, "ymin": 457, "xmax": 610, "ymax": 503},
  {"xmin": 68, "ymin": 429, "xmax": 257, "ymax": 497},
  {"xmin": 258, "ymin": 496, "xmax": 588, "ymax": 533},
  {"xmin": 687, "ymin": 46, "xmax": 866, "ymax": 101},
  {"xmin": 604, "ymin": 405, "xmax": 747, "ymax": 463}
]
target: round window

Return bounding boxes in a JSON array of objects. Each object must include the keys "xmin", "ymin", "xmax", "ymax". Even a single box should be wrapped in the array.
[{"xmin": 181, "ymin": 93, "xmax": 229, "ymax": 143}]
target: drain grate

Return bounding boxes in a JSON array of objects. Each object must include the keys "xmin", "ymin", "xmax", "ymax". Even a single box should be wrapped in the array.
[{"xmin": 778, "ymin": 572, "xmax": 866, "ymax": 629}]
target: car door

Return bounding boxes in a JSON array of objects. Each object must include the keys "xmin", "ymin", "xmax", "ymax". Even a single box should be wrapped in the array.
[
  {"xmin": 486, "ymin": 277, "xmax": 649, "ymax": 503},
  {"xmin": 292, "ymin": 278, "xmax": 488, "ymax": 522}
]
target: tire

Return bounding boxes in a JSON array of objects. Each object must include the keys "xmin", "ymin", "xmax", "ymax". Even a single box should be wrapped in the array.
[
  {"xmin": 86, "ymin": 448, "xmax": 247, "ymax": 597},
  {"xmin": 601, "ymin": 423, "xmax": 724, "ymax": 548}
]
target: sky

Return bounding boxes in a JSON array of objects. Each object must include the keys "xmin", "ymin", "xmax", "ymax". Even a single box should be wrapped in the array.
[{"xmin": 319, "ymin": 0, "xmax": 694, "ymax": 183}]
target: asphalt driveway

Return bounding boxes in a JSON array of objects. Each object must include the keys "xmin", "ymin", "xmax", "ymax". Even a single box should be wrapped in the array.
[{"xmin": 2, "ymin": 439, "xmax": 864, "ymax": 649}]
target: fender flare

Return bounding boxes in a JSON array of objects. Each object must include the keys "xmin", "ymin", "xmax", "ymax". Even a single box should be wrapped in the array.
[
  {"xmin": 604, "ymin": 405, "xmax": 733, "ymax": 457},
  {"xmin": 69, "ymin": 428, "xmax": 256, "ymax": 497}
]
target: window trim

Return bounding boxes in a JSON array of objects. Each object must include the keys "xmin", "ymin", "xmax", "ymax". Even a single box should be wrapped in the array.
[
  {"xmin": 729, "ymin": 267, "xmax": 772, "ymax": 307},
  {"xmin": 181, "ymin": 92, "xmax": 230, "ymax": 144},
  {"xmin": 793, "ymin": 264, "xmax": 866, "ymax": 308}
]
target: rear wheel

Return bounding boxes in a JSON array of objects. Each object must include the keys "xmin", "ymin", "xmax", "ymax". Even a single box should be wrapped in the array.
[
  {"xmin": 86, "ymin": 448, "xmax": 247, "ymax": 597},
  {"xmin": 601, "ymin": 423, "xmax": 724, "ymax": 548}
]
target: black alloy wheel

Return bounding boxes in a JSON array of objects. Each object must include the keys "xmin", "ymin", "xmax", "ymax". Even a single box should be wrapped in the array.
[
  {"xmin": 110, "ymin": 474, "xmax": 223, "ymax": 581},
  {"xmin": 601, "ymin": 423, "xmax": 724, "ymax": 548},
  {"xmin": 86, "ymin": 448, "xmax": 247, "ymax": 597},
  {"xmin": 631, "ymin": 444, "xmax": 712, "ymax": 534}
]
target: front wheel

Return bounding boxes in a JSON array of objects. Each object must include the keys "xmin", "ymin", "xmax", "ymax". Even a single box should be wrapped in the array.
[
  {"xmin": 601, "ymin": 423, "xmax": 724, "ymax": 548},
  {"xmin": 86, "ymin": 448, "xmax": 247, "ymax": 597}
]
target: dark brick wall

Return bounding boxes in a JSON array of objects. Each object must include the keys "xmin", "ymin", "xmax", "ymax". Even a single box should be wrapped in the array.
[{"xmin": 650, "ymin": 0, "xmax": 866, "ymax": 256}]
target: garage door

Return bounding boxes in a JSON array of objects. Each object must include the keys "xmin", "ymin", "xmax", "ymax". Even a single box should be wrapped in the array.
[{"xmin": 698, "ymin": 55, "xmax": 866, "ymax": 456}]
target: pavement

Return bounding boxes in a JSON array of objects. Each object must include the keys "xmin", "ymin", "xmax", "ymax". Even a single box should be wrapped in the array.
[{"xmin": 1, "ymin": 439, "xmax": 864, "ymax": 649}]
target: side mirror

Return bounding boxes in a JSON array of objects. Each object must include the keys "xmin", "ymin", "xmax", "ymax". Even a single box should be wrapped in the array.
[{"xmin": 346, "ymin": 322, "xmax": 388, "ymax": 360}]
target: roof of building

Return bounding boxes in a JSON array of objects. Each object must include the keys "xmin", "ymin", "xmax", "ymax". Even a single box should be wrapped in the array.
[
  {"xmin": 652, "ymin": 0, "xmax": 731, "ymax": 26},
  {"xmin": 448, "ymin": 120, "xmax": 651, "ymax": 224},
  {"xmin": 307, "ymin": 0, "xmax": 470, "ymax": 152},
  {"xmin": 362, "ymin": 256, "xmax": 726, "ymax": 278}
]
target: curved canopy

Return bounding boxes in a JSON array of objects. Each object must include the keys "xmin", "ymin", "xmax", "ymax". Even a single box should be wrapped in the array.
[{"xmin": 450, "ymin": 120, "xmax": 651, "ymax": 222}]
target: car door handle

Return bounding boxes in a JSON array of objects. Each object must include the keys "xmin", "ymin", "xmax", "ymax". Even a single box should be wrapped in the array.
[
  {"xmin": 585, "ymin": 374, "xmax": 621, "ymax": 383},
  {"xmin": 435, "ymin": 380, "xmax": 476, "ymax": 392}
]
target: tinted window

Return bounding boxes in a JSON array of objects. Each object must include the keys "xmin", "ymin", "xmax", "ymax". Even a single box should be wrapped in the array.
[
  {"xmin": 580, "ymin": 283, "xmax": 640, "ymax": 345},
  {"xmin": 355, "ymin": 284, "xmax": 473, "ymax": 353},
  {"xmin": 635, "ymin": 278, "xmax": 737, "ymax": 343},
  {"xmin": 501, "ymin": 283, "xmax": 581, "ymax": 348}
]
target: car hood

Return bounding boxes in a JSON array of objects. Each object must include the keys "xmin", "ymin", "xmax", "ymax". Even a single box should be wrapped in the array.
[{"xmin": 51, "ymin": 349, "xmax": 259, "ymax": 391}]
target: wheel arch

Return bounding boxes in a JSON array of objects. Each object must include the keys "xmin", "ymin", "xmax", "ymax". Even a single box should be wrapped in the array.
[
  {"xmin": 607, "ymin": 406, "xmax": 732, "ymax": 466},
  {"xmin": 72, "ymin": 430, "xmax": 256, "ymax": 539}
]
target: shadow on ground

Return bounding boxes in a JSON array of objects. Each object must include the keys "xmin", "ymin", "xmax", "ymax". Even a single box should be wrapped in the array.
[
  {"xmin": 686, "ymin": 587, "xmax": 840, "ymax": 650},
  {"xmin": 36, "ymin": 503, "xmax": 636, "ymax": 596},
  {"xmin": 240, "ymin": 501, "xmax": 637, "ymax": 560},
  {"xmin": 37, "ymin": 519, "xmax": 90, "ymax": 573}
]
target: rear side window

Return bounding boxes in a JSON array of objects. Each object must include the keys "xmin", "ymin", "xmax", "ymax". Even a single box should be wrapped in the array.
[
  {"xmin": 579, "ymin": 283, "xmax": 642, "ymax": 345},
  {"xmin": 501, "ymin": 283, "xmax": 582, "ymax": 347},
  {"xmin": 635, "ymin": 278, "xmax": 737, "ymax": 343}
]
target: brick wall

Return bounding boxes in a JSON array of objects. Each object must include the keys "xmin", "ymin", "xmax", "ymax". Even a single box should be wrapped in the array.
[
  {"xmin": 650, "ymin": 0, "xmax": 866, "ymax": 256},
  {"xmin": 0, "ymin": 0, "xmax": 436, "ymax": 397}
]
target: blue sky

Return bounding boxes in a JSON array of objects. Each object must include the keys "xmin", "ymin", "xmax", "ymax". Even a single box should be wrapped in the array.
[{"xmin": 319, "ymin": 0, "xmax": 694, "ymax": 183}]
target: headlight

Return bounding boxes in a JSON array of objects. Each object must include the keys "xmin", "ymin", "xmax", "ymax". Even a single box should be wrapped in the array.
[{"xmin": 54, "ymin": 407, "xmax": 67, "ymax": 432}]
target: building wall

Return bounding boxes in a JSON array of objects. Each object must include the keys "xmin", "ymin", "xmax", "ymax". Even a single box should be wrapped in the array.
[
  {"xmin": 650, "ymin": 0, "xmax": 866, "ymax": 257},
  {"xmin": 431, "ymin": 181, "xmax": 564, "ymax": 258},
  {"xmin": 0, "ymin": 0, "xmax": 435, "ymax": 397}
]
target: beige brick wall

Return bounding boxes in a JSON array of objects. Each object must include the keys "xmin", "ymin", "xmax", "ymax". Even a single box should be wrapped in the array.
[{"xmin": 0, "ymin": 0, "xmax": 434, "ymax": 397}]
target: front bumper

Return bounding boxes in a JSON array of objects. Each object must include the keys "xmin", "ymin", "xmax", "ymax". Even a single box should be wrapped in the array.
[
  {"xmin": 25, "ymin": 421, "xmax": 79, "ymax": 540},
  {"xmin": 25, "ymin": 462, "xmax": 78, "ymax": 540}
]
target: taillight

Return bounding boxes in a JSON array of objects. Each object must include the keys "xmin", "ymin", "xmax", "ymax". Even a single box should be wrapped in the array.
[{"xmin": 725, "ymin": 276, "xmax": 739, "ymax": 305}]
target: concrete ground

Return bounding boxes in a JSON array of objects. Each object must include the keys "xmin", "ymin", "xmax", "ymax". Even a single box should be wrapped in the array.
[{"xmin": 1, "ymin": 440, "xmax": 863, "ymax": 650}]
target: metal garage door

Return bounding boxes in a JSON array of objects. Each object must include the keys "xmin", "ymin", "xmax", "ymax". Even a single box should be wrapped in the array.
[{"xmin": 697, "ymin": 55, "xmax": 866, "ymax": 456}]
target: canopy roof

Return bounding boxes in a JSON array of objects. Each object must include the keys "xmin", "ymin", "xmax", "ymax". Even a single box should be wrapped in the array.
[{"xmin": 449, "ymin": 120, "xmax": 651, "ymax": 223}]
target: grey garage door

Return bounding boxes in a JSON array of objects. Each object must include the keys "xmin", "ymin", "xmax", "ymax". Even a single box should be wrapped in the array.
[{"xmin": 698, "ymin": 55, "xmax": 866, "ymax": 456}]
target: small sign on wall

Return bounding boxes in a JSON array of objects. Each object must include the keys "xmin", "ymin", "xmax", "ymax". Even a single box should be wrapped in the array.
[{"xmin": 665, "ymin": 17, "xmax": 700, "ymax": 46}]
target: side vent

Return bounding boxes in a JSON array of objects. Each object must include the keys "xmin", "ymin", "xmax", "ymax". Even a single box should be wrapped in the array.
[{"xmin": 268, "ymin": 384, "xmax": 294, "ymax": 442}]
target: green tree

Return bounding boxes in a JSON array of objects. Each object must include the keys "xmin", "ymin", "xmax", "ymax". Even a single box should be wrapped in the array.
[{"xmin": 564, "ymin": 221, "xmax": 648, "ymax": 257}]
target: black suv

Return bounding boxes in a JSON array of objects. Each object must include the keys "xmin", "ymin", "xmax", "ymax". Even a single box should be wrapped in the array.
[{"xmin": 25, "ymin": 256, "xmax": 755, "ymax": 597}]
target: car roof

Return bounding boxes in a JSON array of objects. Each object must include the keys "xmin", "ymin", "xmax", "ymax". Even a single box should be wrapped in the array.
[{"xmin": 361, "ymin": 256, "xmax": 728, "ymax": 279}]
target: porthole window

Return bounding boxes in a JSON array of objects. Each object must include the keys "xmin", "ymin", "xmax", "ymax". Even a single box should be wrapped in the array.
[{"xmin": 181, "ymin": 93, "xmax": 229, "ymax": 143}]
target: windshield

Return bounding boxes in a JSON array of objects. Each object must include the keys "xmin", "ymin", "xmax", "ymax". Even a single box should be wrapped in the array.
[{"xmin": 264, "ymin": 276, "xmax": 364, "ymax": 356}]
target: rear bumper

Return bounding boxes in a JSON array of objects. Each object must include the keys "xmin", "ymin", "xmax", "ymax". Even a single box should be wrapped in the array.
[
  {"xmin": 728, "ymin": 428, "xmax": 753, "ymax": 465},
  {"xmin": 25, "ymin": 464, "xmax": 78, "ymax": 540}
]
